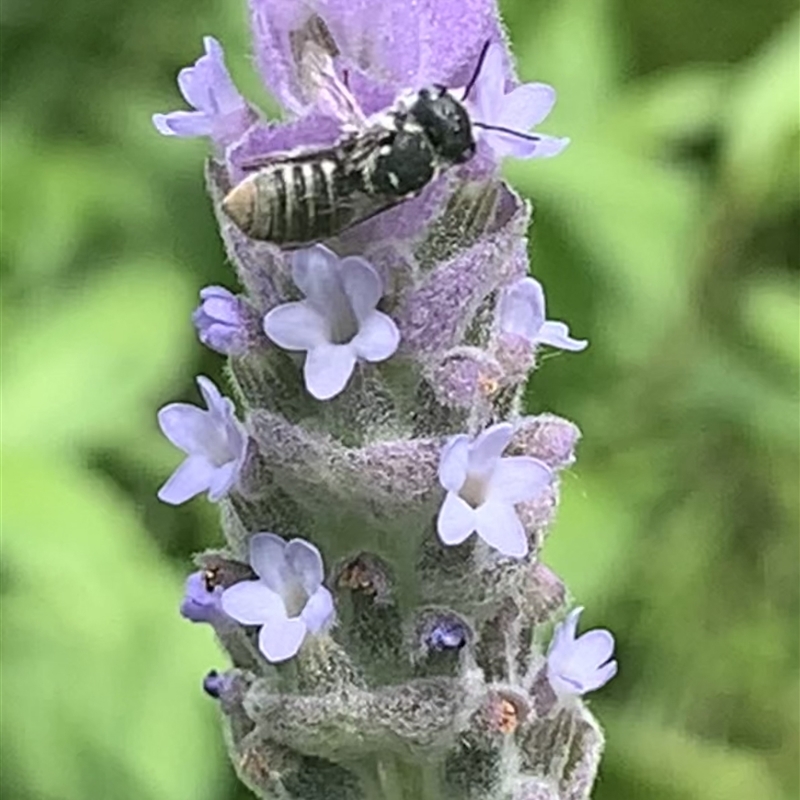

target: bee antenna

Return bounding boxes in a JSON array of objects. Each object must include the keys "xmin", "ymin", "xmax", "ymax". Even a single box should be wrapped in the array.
[
  {"xmin": 461, "ymin": 39, "xmax": 492, "ymax": 102},
  {"xmin": 472, "ymin": 121, "xmax": 542, "ymax": 143}
]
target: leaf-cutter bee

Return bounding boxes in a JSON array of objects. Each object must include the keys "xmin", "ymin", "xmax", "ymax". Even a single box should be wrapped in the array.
[{"xmin": 222, "ymin": 16, "xmax": 535, "ymax": 248}]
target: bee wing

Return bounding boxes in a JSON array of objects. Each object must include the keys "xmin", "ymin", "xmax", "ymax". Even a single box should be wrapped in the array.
[{"xmin": 290, "ymin": 13, "xmax": 367, "ymax": 131}]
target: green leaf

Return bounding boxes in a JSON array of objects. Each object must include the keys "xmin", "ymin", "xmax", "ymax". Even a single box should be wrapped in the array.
[
  {"xmin": 599, "ymin": 714, "xmax": 787, "ymax": 800},
  {"xmin": 741, "ymin": 275, "xmax": 800, "ymax": 372},
  {"xmin": 542, "ymin": 471, "xmax": 639, "ymax": 607},
  {"xmin": 1, "ymin": 453, "xmax": 227, "ymax": 800},
  {"xmin": 721, "ymin": 14, "xmax": 800, "ymax": 209},
  {"xmin": 2, "ymin": 263, "xmax": 195, "ymax": 454}
]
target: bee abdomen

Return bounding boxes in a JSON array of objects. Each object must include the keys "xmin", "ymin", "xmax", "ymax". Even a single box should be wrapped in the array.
[{"xmin": 232, "ymin": 159, "xmax": 341, "ymax": 246}]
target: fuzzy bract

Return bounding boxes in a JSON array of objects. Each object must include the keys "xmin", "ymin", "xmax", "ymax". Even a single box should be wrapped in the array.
[
  {"xmin": 221, "ymin": 533, "xmax": 335, "ymax": 663},
  {"xmin": 263, "ymin": 245, "xmax": 400, "ymax": 400},
  {"xmin": 157, "ymin": 376, "xmax": 247, "ymax": 504},
  {"xmin": 153, "ymin": 36, "xmax": 255, "ymax": 150},
  {"xmin": 437, "ymin": 422, "xmax": 553, "ymax": 557},
  {"xmin": 547, "ymin": 607, "xmax": 618, "ymax": 697}
]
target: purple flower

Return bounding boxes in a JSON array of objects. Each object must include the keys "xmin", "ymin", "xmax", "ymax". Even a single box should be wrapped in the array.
[
  {"xmin": 263, "ymin": 245, "xmax": 400, "ymax": 401},
  {"xmin": 437, "ymin": 422, "xmax": 552, "ymax": 558},
  {"xmin": 192, "ymin": 286, "xmax": 252, "ymax": 356},
  {"xmin": 221, "ymin": 533, "xmax": 335, "ymax": 663},
  {"xmin": 546, "ymin": 607, "xmax": 618, "ymax": 697},
  {"xmin": 152, "ymin": 37, "xmax": 255, "ymax": 150},
  {"xmin": 157, "ymin": 376, "xmax": 247, "ymax": 505},
  {"xmin": 425, "ymin": 615, "xmax": 469, "ymax": 652},
  {"xmin": 249, "ymin": 0, "xmax": 509, "ymax": 114},
  {"xmin": 180, "ymin": 571, "xmax": 226, "ymax": 624},
  {"xmin": 466, "ymin": 43, "xmax": 569, "ymax": 160},
  {"xmin": 498, "ymin": 277, "xmax": 588, "ymax": 352},
  {"xmin": 202, "ymin": 669, "xmax": 227, "ymax": 699}
]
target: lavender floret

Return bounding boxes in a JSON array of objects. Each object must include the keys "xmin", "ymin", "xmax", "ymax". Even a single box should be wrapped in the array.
[
  {"xmin": 153, "ymin": 36, "xmax": 255, "ymax": 150},
  {"xmin": 157, "ymin": 376, "xmax": 247, "ymax": 504}
]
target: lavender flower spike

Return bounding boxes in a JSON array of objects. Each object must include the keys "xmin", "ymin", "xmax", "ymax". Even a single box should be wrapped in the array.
[
  {"xmin": 547, "ymin": 607, "xmax": 618, "ymax": 697},
  {"xmin": 221, "ymin": 533, "xmax": 335, "ymax": 663},
  {"xmin": 152, "ymin": 37, "xmax": 254, "ymax": 150},
  {"xmin": 499, "ymin": 276, "xmax": 588, "ymax": 352},
  {"xmin": 437, "ymin": 422, "xmax": 552, "ymax": 557},
  {"xmin": 154, "ymin": 1, "xmax": 613, "ymax": 795},
  {"xmin": 467, "ymin": 42, "xmax": 569, "ymax": 160},
  {"xmin": 263, "ymin": 245, "xmax": 400, "ymax": 401},
  {"xmin": 157, "ymin": 376, "xmax": 247, "ymax": 505},
  {"xmin": 193, "ymin": 286, "xmax": 252, "ymax": 356}
]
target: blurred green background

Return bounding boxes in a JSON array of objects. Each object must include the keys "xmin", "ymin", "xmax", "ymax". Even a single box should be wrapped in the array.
[{"xmin": 2, "ymin": 0, "xmax": 798, "ymax": 798}]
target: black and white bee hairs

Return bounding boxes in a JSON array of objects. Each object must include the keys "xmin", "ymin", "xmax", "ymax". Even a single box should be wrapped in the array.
[{"xmin": 460, "ymin": 39, "xmax": 542, "ymax": 145}]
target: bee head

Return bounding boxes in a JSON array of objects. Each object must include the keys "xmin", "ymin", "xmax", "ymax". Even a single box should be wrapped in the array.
[{"xmin": 409, "ymin": 87, "xmax": 475, "ymax": 164}]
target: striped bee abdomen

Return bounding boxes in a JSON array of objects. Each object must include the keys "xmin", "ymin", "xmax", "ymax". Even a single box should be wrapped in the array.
[{"xmin": 225, "ymin": 156, "xmax": 347, "ymax": 248}]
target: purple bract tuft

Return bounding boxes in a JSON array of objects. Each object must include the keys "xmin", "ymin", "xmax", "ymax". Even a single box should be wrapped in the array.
[
  {"xmin": 248, "ymin": 0, "xmax": 511, "ymax": 115},
  {"xmin": 263, "ymin": 245, "xmax": 400, "ymax": 400},
  {"xmin": 157, "ymin": 376, "xmax": 247, "ymax": 505},
  {"xmin": 153, "ymin": 36, "xmax": 255, "ymax": 150},
  {"xmin": 221, "ymin": 533, "xmax": 335, "ymax": 663},
  {"xmin": 437, "ymin": 422, "xmax": 552, "ymax": 557},
  {"xmin": 547, "ymin": 607, "xmax": 618, "ymax": 697}
]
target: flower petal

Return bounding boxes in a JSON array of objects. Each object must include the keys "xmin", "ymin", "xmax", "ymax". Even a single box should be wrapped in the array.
[
  {"xmin": 487, "ymin": 456, "xmax": 552, "ymax": 505},
  {"xmin": 438, "ymin": 435, "xmax": 470, "ymax": 493},
  {"xmin": 468, "ymin": 422, "xmax": 514, "ymax": 474},
  {"xmin": 499, "ymin": 82, "xmax": 557, "ymax": 130},
  {"xmin": 470, "ymin": 41, "xmax": 506, "ymax": 122},
  {"xmin": 157, "ymin": 403, "xmax": 213, "ymax": 455},
  {"xmin": 196, "ymin": 375, "xmax": 225, "ymax": 414},
  {"xmin": 301, "ymin": 587, "xmax": 335, "ymax": 634},
  {"xmin": 575, "ymin": 629, "xmax": 616, "ymax": 669},
  {"xmin": 264, "ymin": 302, "xmax": 329, "ymax": 351},
  {"xmin": 221, "ymin": 580, "xmax": 284, "ymax": 625},
  {"xmin": 259, "ymin": 616, "xmax": 307, "ymax": 662},
  {"xmin": 178, "ymin": 64, "xmax": 213, "ymax": 112},
  {"xmin": 292, "ymin": 245, "xmax": 342, "ymax": 307},
  {"xmin": 152, "ymin": 110, "xmax": 212, "ymax": 138},
  {"xmin": 351, "ymin": 311, "xmax": 400, "ymax": 362},
  {"xmin": 475, "ymin": 500, "xmax": 528, "ymax": 557},
  {"xmin": 340, "ymin": 257, "xmax": 382, "ymax": 322},
  {"xmin": 547, "ymin": 607, "xmax": 583, "ymax": 663},
  {"xmin": 498, "ymin": 277, "xmax": 546, "ymax": 341},
  {"xmin": 579, "ymin": 659, "xmax": 618, "ymax": 694},
  {"xmin": 207, "ymin": 460, "xmax": 239, "ymax": 502},
  {"xmin": 249, "ymin": 533, "xmax": 290, "ymax": 592},
  {"xmin": 535, "ymin": 320, "xmax": 588, "ymax": 352},
  {"xmin": 486, "ymin": 130, "xmax": 569, "ymax": 160},
  {"xmin": 201, "ymin": 36, "xmax": 243, "ymax": 112},
  {"xmin": 157, "ymin": 455, "xmax": 215, "ymax": 504},
  {"xmin": 304, "ymin": 343, "xmax": 357, "ymax": 400},
  {"xmin": 285, "ymin": 539, "xmax": 325, "ymax": 594},
  {"xmin": 437, "ymin": 492, "xmax": 477, "ymax": 546}
]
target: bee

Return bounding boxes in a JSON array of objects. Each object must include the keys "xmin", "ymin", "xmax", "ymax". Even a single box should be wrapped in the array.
[{"xmin": 222, "ymin": 16, "xmax": 537, "ymax": 248}]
